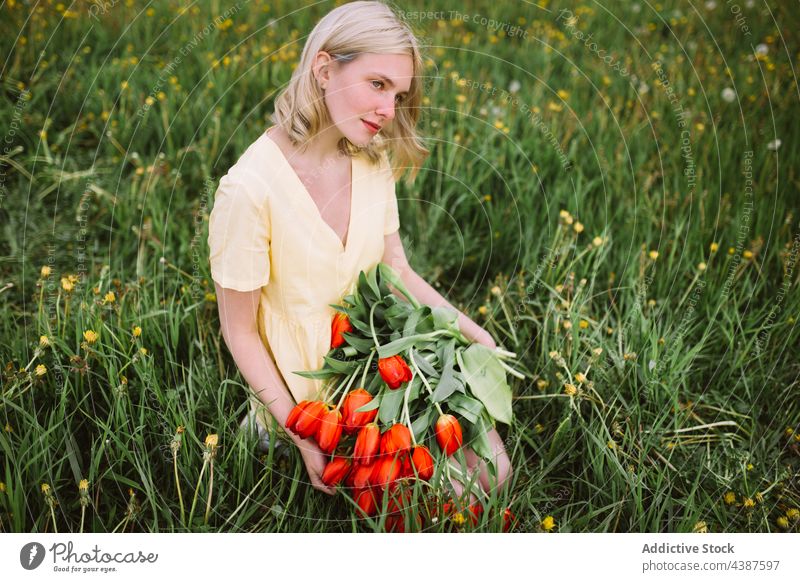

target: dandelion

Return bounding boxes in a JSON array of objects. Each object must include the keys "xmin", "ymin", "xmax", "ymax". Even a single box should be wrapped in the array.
[
  {"xmin": 508, "ymin": 80, "xmax": 521, "ymax": 93},
  {"xmin": 139, "ymin": 347, "xmax": 148, "ymax": 356},
  {"xmin": 4, "ymin": 423, "xmax": 11, "ymax": 433},
  {"xmin": 573, "ymin": 221, "xmax": 584, "ymax": 233},
  {"xmin": 541, "ymin": 515, "xmax": 555, "ymax": 531},
  {"xmin": 61, "ymin": 277, "xmax": 74, "ymax": 292},
  {"xmin": 648, "ymin": 250, "xmax": 659, "ymax": 260},
  {"xmin": 144, "ymin": 96, "xmax": 155, "ymax": 106},
  {"xmin": 41, "ymin": 265, "xmax": 52, "ymax": 278},
  {"xmin": 35, "ymin": 364, "xmax": 47, "ymax": 376},
  {"xmin": 491, "ymin": 286, "xmax": 502, "ymax": 296},
  {"xmin": 575, "ymin": 372, "xmax": 587, "ymax": 383},
  {"xmin": 743, "ymin": 250, "xmax": 754, "ymax": 260},
  {"xmin": 559, "ymin": 209, "xmax": 573, "ymax": 224},
  {"xmin": 698, "ymin": 262, "xmax": 707, "ymax": 271},
  {"xmin": 693, "ymin": 521, "xmax": 709, "ymax": 533},
  {"xmin": 776, "ymin": 516, "xmax": 790, "ymax": 530},
  {"xmin": 451, "ymin": 512, "xmax": 466, "ymax": 527},
  {"xmin": 623, "ymin": 352, "xmax": 637, "ymax": 361},
  {"xmin": 767, "ymin": 139, "xmax": 782, "ymax": 151},
  {"xmin": 478, "ymin": 306, "xmax": 488, "ymax": 316},
  {"xmin": 103, "ymin": 291, "xmax": 116, "ymax": 304},
  {"xmin": 0, "ymin": 482, "xmax": 5, "ymax": 493},
  {"xmin": 563, "ymin": 383, "xmax": 577, "ymax": 396},
  {"xmin": 536, "ymin": 379, "xmax": 549, "ymax": 390},
  {"xmin": 755, "ymin": 43, "xmax": 768, "ymax": 56},
  {"xmin": 83, "ymin": 330, "xmax": 99, "ymax": 344},
  {"xmin": 534, "ymin": 423, "xmax": 544, "ymax": 434},
  {"xmin": 132, "ymin": 326, "xmax": 142, "ymax": 337},
  {"xmin": 592, "ymin": 347, "xmax": 603, "ymax": 357},
  {"xmin": 743, "ymin": 497, "xmax": 755, "ymax": 509},
  {"xmin": 721, "ymin": 87, "xmax": 736, "ymax": 102},
  {"xmin": 40, "ymin": 335, "xmax": 50, "ymax": 347},
  {"xmin": 579, "ymin": 320, "xmax": 589, "ymax": 329},
  {"xmin": 455, "ymin": 94, "xmax": 466, "ymax": 103},
  {"xmin": 727, "ymin": 247, "xmax": 735, "ymax": 255},
  {"xmin": 204, "ymin": 292, "xmax": 216, "ymax": 302},
  {"xmin": 710, "ymin": 242, "xmax": 719, "ymax": 253},
  {"xmin": 593, "ymin": 236, "xmax": 604, "ymax": 247},
  {"xmin": 786, "ymin": 508, "xmax": 799, "ymax": 522},
  {"xmin": 562, "ymin": 320, "xmax": 572, "ymax": 330}
]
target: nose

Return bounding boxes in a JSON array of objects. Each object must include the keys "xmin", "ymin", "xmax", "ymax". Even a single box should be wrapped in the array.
[{"xmin": 375, "ymin": 95, "xmax": 396, "ymax": 121}]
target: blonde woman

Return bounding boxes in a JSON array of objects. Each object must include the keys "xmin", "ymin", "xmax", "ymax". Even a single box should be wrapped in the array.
[{"xmin": 208, "ymin": 1, "xmax": 512, "ymax": 504}]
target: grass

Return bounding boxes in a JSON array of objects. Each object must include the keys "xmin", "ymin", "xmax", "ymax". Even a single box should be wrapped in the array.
[{"xmin": 0, "ymin": 0, "xmax": 798, "ymax": 532}]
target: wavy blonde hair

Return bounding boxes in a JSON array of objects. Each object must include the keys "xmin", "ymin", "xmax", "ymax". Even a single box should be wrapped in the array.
[{"xmin": 270, "ymin": 0, "xmax": 429, "ymax": 185}]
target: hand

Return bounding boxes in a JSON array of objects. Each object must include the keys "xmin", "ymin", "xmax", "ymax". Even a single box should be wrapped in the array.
[
  {"xmin": 296, "ymin": 439, "xmax": 337, "ymax": 495},
  {"xmin": 473, "ymin": 329, "xmax": 497, "ymax": 351}
]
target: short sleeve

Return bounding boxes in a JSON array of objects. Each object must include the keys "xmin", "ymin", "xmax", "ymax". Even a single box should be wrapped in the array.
[
  {"xmin": 207, "ymin": 171, "xmax": 271, "ymax": 292},
  {"xmin": 382, "ymin": 154, "xmax": 401, "ymax": 236}
]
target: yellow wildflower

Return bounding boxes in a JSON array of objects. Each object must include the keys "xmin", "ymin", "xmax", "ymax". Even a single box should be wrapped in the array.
[
  {"xmin": 562, "ymin": 320, "xmax": 572, "ymax": 330},
  {"xmin": 41, "ymin": 265, "xmax": 52, "ymax": 278},
  {"xmin": 541, "ymin": 515, "xmax": 555, "ymax": 531},
  {"xmin": 133, "ymin": 325, "xmax": 142, "ymax": 337},
  {"xmin": 786, "ymin": 508, "xmax": 799, "ymax": 521},
  {"xmin": 4, "ymin": 423, "xmax": 11, "ymax": 433},
  {"xmin": 39, "ymin": 335, "xmax": 50, "ymax": 347},
  {"xmin": 451, "ymin": 511, "xmax": 466, "ymax": 526},
  {"xmin": 79, "ymin": 479, "xmax": 89, "ymax": 493},
  {"xmin": 579, "ymin": 320, "xmax": 589, "ymax": 329},
  {"xmin": 623, "ymin": 352, "xmax": 637, "ymax": 361},
  {"xmin": 563, "ymin": 383, "xmax": 577, "ymax": 396},
  {"xmin": 693, "ymin": 521, "xmax": 708, "ymax": 533},
  {"xmin": 205, "ymin": 434, "xmax": 219, "ymax": 448},
  {"xmin": 776, "ymin": 516, "xmax": 790, "ymax": 530},
  {"xmin": 743, "ymin": 497, "xmax": 755, "ymax": 509},
  {"xmin": 743, "ymin": 250, "xmax": 753, "ymax": 260},
  {"xmin": 61, "ymin": 277, "xmax": 74, "ymax": 292},
  {"xmin": 490, "ymin": 286, "xmax": 502, "ymax": 296},
  {"xmin": 0, "ymin": 482, "xmax": 5, "ymax": 493},
  {"xmin": 536, "ymin": 379, "xmax": 549, "ymax": 390},
  {"xmin": 41, "ymin": 483, "xmax": 51, "ymax": 495},
  {"xmin": 698, "ymin": 262, "xmax": 707, "ymax": 271},
  {"xmin": 35, "ymin": 364, "xmax": 47, "ymax": 376},
  {"xmin": 139, "ymin": 347, "xmax": 148, "ymax": 356},
  {"xmin": 83, "ymin": 330, "xmax": 99, "ymax": 344},
  {"xmin": 575, "ymin": 372, "xmax": 586, "ymax": 383},
  {"xmin": 648, "ymin": 250, "xmax": 659, "ymax": 260},
  {"xmin": 204, "ymin": 292, "xmax": 216, "ymax": 302},
  {"xmin": 592, "ymin": 236, "xmax": 604, "ymax": 247},
  {"xmin": 710, "ymin": 242, "xmax": 719, "ymax": 253},
  {"xmin": 573, "ymin": 221, "xmax": 584, "ymax": 233},
  {"xmin": 103, "ymin": 291, "xmax": 115, "ymax": 304},
  {"xmin": 478, "ymin": 306, "xmax": 488, "ymax": 316},
  {"xmin": 723, "ymin": 491, "xmax": 736, "ymax": 505}
]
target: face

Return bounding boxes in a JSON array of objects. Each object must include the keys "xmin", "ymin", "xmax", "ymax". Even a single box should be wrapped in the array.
[{"xmin": 315, "ymin": 52, "xmax": 414, "ymax": 146}]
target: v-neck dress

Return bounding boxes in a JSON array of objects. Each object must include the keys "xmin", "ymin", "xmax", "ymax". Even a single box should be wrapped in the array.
[{"xmin": 208, "ymin": 127, "xmax": 401, "ymax": 433}]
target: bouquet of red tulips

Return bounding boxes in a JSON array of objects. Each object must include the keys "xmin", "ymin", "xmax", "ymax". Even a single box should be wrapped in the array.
[{"xmin": 286, "ymin": 263, "xmax": 523, "ymax": 531}]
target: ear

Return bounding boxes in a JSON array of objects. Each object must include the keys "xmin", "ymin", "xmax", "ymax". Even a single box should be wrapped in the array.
[{"xmin": 312, "ymin": 51, "xmax": 335, "ymax": 88}]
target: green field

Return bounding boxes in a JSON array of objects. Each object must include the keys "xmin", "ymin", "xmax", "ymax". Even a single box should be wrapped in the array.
[{"xmin": 1, "ymin": 0, "xmax": 798, "ymax": 533}]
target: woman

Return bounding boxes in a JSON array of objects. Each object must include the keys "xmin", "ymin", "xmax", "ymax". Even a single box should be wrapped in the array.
[{"xmin": 208, "ymin": 0, "xmax": 512, "ymax": 503}]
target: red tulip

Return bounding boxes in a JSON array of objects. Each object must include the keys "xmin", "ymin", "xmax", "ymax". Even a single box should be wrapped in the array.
[
  {"xmin": 346, "ymin": 461, "xmax": 376, "ymax": 489},
  {"xmin": 354, "ymin": 423, "xmax": 380, "ymax": 464},
  {"xmin": 435, "ymin": 414, "xmax": 463, "ymax": 456},
  {"xmin": 380, "ymin": 424, "xmax": 411, "ymax": 457},
  {"xmin": 371, "ymin": 454, "xmax": 403, "ymax": 489},
  {"xmin": 293, "ymin": 400, "xmax": 328, "ymax": 440},
  {"xmin": 502, "ymin": 507, "xmax": 517, "ymax": 532},
  {"xmin": 467, "ymin": 501, "xmax": 484, "ymax": 526},
  {"xmin": 321, "ymin": 456, "xmax": 351, "ymax": 487},
  {"xmin": 285, "ymin": 400, "xmax": 311, "ymax": 433},
  {"xmin": 330, "ymin": 312, "xmax": 352, "ymax": 348},
  {"xmin": 341, "ymin": 388, "xmax": 378, "ymax": 434},
  {"xmin": 378, "ymin": 355, "xmax": 413, "ymax": 389},
  {"xmin": 355, "ymin": 487, "xmax": 378, "ymax": 517},
  {"xmin": 316, "ymin": 407, "xmax": 343, "ymax": 454},
  {"xmin": 407, "ymin": 445, "xmax": 434, "ymax": 481}
]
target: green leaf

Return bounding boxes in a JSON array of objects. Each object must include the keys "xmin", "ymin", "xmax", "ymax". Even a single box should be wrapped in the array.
[
  {"xmin": 410, "ymin": 407, "xmax": 433, "ymax": 442},
  {"xmin": 432, "ymin": 306, "xmax": 460, "ymax": 331},
  {"xmin": 377, "ymin": 262, "xmax": 420, "ymax": 308},
  {"xmin": 378, "ymin": 387, "xmax": 404, "ymax": 425},
  {"xmin": 466, "ymin": 413, "xmax": 494, "ymax": 461},
  {"xmin": 323, "ymin": 354, "xmax": 360, "ymax": 374},
  {"xmin": 446, "ymin": 393, "xmax": 484, "ymax": 424},
  {"xmin": 403, "ymin": 308, "xmax": 422, "ymax": 338},
  {"xmin": 355, "ymin": 393, "xmax": 381, "ymax": 413},
  {"xmin": 341, "ymin": 333, "xmax": 374, "ymax": 353},
  {"xmin": 366, "ymin": 265, "xmax": 382, "ymax": 299},
  {"xmin": 411, "ymin": 348, "xmax": 439, "ymax": 378},
  {"xmin": 293, "ymin": 368, "xmax": 339, "ymax": 380},
  {"xmin": 548, "ymin": 413, "xmax": 573, "ymax": 462},
  {"xmin": 457, "ymin": 344, "xmax": 513, "ymax": 424}
]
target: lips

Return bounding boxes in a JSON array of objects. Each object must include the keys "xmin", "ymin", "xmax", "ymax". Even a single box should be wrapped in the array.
[{"xmin": 362, "ymin": 119, "xmax": 381, "ymax": 132}]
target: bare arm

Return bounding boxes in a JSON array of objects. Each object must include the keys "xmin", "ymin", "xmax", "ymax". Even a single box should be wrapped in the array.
[{"xmin": 213, "ymin": 281, "xmax": 335, "ymax": 494}]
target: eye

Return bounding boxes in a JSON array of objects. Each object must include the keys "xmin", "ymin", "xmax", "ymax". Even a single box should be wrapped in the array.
[{"xmin": 371, "ymin": 80, "xmax": 384, "ymax": 89}]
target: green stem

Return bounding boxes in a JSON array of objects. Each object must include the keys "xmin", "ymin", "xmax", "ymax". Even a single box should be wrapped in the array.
[
  {"xmin": 334, "ymin": 364, "xmax": 362, "ymax": 410},
  {"xmin": 203, "ymin": 461, "xmax": 214, "ymax": 525},
  {"xmin": 173, "ymin": 449, "xmax": 185, "ymax": 524},
  {"xmin": 408, "ymin": 349, "xmax": 444, "ymax": 416},
  {"xmin": 187, "ymin": 459, "xmax": 208, "ymax": 527},
  {"xmin": 369, "ymin": 302, "xmax": 381, "ymax": 351}
]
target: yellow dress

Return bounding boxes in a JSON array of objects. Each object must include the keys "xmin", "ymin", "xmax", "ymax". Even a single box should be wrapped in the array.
[{"xmin": 207, "ymin": 127, "xmax": 401, "ymax": 434}]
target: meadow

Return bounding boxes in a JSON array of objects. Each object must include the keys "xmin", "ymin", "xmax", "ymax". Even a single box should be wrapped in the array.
[{"xmin": 0, "ymin": 0, "xmax": 798, "ymax": 533}]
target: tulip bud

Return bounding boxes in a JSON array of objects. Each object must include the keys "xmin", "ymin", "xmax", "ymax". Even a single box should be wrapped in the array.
[
  {"xmin": 316, "ymin": 407, "xmax": 343, "ymax": 454},
  {"xmin": 354, "ymin": 423, "xmax": 380, "ymax": 464},
  {"xmin": 408, "ymin": 445, "xmax": 434, "ymax": 481},
  {"xmin": 285, "ymin": 400, "xmax": 311, "ymax": 433},
  {"xmin": 341, "ymin": 388, "xmax": 377, "ymax": 434},
  {"xmin": 294, "ymin": 401, "xmax": 328, "ymax": 440},
  {"xmin": 378, "ymin": 355, "xmax": 413, "ymax": 389},
  {"xmin": 330, "ymin": 312, "xmax": 352, "ymax": 348},
  {"xmin": 321, "ymin": 457, "xmax": 351, "ymax": 487},
  {"xmin": 371, "ymin": 454, "xmax": 402, "ymax": 489},
  {"xmin": 435, "ymin": 414, "xmax": 463, "ymax": 456},
  {"xmin": 346, "ymin": 461, "xmax": 376, "ymax": 489},
  {"xmin": 380, "ymin": 424, "xmax": 411, "ymax": 457},
  {"xmin": 355, "ymin": 487, "xmax": 378, "ymax": 517}
]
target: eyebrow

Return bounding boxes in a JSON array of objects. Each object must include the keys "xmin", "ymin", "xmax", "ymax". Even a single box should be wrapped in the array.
[{"xmin": 369, "ymin": 73, "xmax": 410, "ymax": 96}]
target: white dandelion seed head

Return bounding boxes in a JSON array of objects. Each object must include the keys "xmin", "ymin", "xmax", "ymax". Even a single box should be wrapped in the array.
[
  {"xmin": 638, "ymin": 82, "xmax": 650, "ymax": 94},
  {"xmin": 705, "ymin": 0, "xmax": 717, "ymax": 10},
  {"xmin": 721, "ymin": 88, "xmax": 736, "ymax": 102},
  {"xmin": 756, "ymin": 43, "xmax": 769, "ymax": 56},
  {"xmin": 767, "ymin": 139, "xmax": 782, "ymax": 151},
  {"xmin": 508, "ymin": 80, "xmax": 521, "ymax": 94},
  {"xmin": 632, "ymin": 4, "xmax": 641, "ymax": 13}
]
